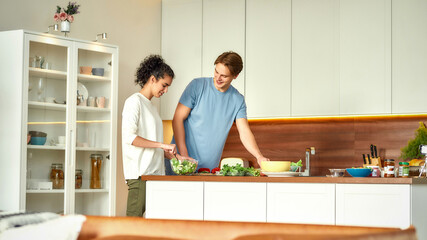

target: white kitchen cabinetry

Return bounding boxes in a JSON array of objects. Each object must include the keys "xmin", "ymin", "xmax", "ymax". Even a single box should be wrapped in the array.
[
  {"xmin": 0, "ymin": 30, "xmax": 118, "ymax": 215},
  {"xmin": 202, "ymin": 0, "xmax": 245, "ymax": 94},
  {"xmin": 291, "ymin": 0, "xmax": 340, "ymax": 116},
  {"xmin": 160, "ymin": 0, "xmax": 202, "ymax": 120},
  {"xmin": 245, "ymin": 0, "xmax": 292, "ymax": 118},
  {"xmin": 267, "ymin": 183, "xmax": 335, "ymax": 225},
  {"xmin": 145, "ymin": 181, "xmax": 204, "ymax": 220},
  {"xmin": 204, "ymin": 182, "xmax": 266, "ymax": 222},
  {"xmin": 391, "ymin": 0, "xmax": 427, "ymax": 114},
  {"xmin": 336, "ymin": 184, "xmax": 410, "ymax": 228},
  {"xmin": 339, "ymin": 0, "xmax": 391, "ymax": 115}
]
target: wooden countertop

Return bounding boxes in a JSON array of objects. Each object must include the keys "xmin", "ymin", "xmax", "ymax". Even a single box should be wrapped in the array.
[{"xmin": 141, "ymin": 175, "xmax": 427, "ymax": 184}]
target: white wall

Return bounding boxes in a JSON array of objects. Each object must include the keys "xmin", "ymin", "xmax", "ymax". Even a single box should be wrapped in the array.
[{"xmin": 0, "ymin": 0, "xmax": 162, "ymax": 216}]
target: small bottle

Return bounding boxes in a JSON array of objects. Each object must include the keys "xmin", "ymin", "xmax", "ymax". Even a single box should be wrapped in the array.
[
  {"xmin": 50, "ymin": 163, "xmax": 64, "ymax": 189},
  {"xmin": 75, "ymin": 169, "xmax": 83, "ymax": 189},
  {"xmin": 398, "ymin": 162, "xmax": 409, "ymax": 178},
  {"xmin": 384, "ymin": 159, "xmax": 395, "ymax": 178},
  {"xmin": 371, "ymin": 166, "xmax": 381, "ymax": 177},
  {"xmin": 90, "ymin": 154, "xmax": 103, "ymax": 189}
]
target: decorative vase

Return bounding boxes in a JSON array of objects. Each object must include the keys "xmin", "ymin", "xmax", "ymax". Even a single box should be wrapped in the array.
[{"xmin": 61, "ymin": 21, "xmax": 70, "ymax": 33}]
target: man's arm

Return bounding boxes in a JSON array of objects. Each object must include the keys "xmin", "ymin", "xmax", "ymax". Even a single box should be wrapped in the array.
[
  {"xmin": 172, "ymin": 103, "xmax": 192, "ymax": 158},
  {"xmin": 235, "ymin": 118, "xmax": 269, "ymax": 166}
]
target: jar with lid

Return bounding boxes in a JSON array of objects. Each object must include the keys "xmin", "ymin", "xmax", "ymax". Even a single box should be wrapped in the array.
[
  {"xmin": 370, "ymin": 166, "xmax": 381, "ymax": 177},
  {"xmin": 50, "ymin": 163, "xmax": 64, "ymax": 189},
  {"xmin": 384, "ymin": 159, "xmax": 395, "ymax": 178},
  {"xmin": 398, "ymin": 162, "xmax": 409, "ymax": 178},
  {"xmin": 90, "ymin": 154, "xmax": 103, "ymax": 189},
  {"xmin": 75, "ymin": 169, "xmax": 83, "ymax": 189}
]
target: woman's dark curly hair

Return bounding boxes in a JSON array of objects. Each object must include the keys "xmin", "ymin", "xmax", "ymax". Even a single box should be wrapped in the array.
[{"xmin": 135, "ymin": 55, "xmax": 174, "ymax": 88}]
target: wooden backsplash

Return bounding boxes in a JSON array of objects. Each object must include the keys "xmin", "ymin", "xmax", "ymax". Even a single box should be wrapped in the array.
[{"xmin": 220, "ymin": 115, "xmax": 427, "ymax": 176}]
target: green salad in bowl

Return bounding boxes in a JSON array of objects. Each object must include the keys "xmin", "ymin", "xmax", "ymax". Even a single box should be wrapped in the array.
[{"xmin": 170, "ymin": 158, "xmax": 198, "ymax": 175}]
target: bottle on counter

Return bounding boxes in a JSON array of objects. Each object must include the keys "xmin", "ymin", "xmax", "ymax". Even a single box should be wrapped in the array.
[
  {"xmin": 398, "ymin": 162, "xmax": 409, "ymax": 178},
  {"xmin": 370, "ymin": 166, "xmax": 381, "ymax": 177},
  {"xmin": 50, "ymin": 163, "xmax": 64, "ymax": 189},
  {"xmin": 384, "ymin": 159, "xmax": 395, "ymax": 178}
]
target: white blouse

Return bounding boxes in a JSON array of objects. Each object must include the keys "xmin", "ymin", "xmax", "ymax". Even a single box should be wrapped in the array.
[{"xmin": 122, "ymin": 92, "xmax": 164, "ymax": 179}]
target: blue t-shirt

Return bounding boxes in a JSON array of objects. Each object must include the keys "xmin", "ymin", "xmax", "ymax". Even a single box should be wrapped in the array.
[{"xmin": 171, "ymin": 77, "xmax": 247, "ymax": 170}]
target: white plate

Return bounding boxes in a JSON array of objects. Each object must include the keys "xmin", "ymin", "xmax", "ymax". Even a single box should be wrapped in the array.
[
  {"xmin": 262, "ymin": 171, "xmax": 302, "ymax": 177},
  {"xmin": 77, "ymin": 82, "xmax": 88, "ymax": 102}
]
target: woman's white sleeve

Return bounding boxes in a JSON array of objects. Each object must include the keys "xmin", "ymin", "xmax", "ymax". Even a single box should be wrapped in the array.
[{"xmin": 122, "ymin": 98, "xmax": 139, "ymax": 145}]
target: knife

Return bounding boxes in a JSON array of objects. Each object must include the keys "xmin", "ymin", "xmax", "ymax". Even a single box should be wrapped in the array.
[
  {"xmin": 362, "ymin": 154, "xmax": 367, "ymax": 164},
  {"xmin": 367, "ymin": 154, "xmax": 371, "ymax": 164},
  {"xmin": 374, "ymin": 145, "xmax": 378, "ymax": 158},
  {"xmin": 370, "ymin": 144, "xmax": 375, "ymax": 159}
]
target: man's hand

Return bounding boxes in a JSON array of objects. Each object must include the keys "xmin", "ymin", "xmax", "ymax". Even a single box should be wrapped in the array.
[{"xmin": 256, "ymin": 156, "xmax": 270, "ymax": 166}]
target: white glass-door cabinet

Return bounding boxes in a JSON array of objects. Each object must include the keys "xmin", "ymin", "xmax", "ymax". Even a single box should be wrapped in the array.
[{"xmin": 0, "ymin": 30, "xmax": 118, "ymax": 216}]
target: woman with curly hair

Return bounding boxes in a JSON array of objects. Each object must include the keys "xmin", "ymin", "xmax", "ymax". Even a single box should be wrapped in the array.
[{"xmin": 122, "ymin": 55, "xmax": 177, "ymax": 216}]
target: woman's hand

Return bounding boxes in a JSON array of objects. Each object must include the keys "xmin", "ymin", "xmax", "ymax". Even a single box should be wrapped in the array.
[{"xmin": 161, "ymin": 143, "xmax": 176, "ymax": 155}]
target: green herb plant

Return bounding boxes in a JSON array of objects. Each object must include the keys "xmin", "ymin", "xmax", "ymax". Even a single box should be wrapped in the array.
[
  {"xmin": 401, "ymin": 122, "xmax": 427, "ymax": 160},
  {"xmin": 220, "ymin": 164, "xmax": 261, "ymax": 177}
]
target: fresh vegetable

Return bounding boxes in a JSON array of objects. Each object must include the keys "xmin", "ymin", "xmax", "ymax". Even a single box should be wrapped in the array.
[
  {"xmin": 170, "ymin": 158, "xmax": 197, "ymax": 175},
  {"xmin": 198, "ymin": 168, "xmax": 211, "ymax": 173},
  {"xmin": 211, "ymin": 167, "xmax": 221, "ymax": 174},
  {"xmin": 291, "ymin": 159, "xmax": 303, "ymax": 167},
  {"xmin": 220, "ymin": 164, "xmax": 261, "ymax": 177}
]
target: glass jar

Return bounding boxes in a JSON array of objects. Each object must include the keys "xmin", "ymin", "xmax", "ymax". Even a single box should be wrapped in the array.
[
  {"xmin": 50, "ymin": 163, "xmax": 64, "ymax": 189},
  {"xmin": 384, "ymin": 159, "xmax": 395, "ymax": 178},
  {"xmin": 398, "ymin": 162, "xmax": 409, "ymax": 178},
  {"xmin": 75, "ymin": 169, "xmax": 83, "ymax": 189},
  {"xmin": 370, "ymin": 166, "xmax": 381, "ymax": 177},
  {"xmin": 90, "ymin": 154, "xmax": 103, "ymax": 189}
]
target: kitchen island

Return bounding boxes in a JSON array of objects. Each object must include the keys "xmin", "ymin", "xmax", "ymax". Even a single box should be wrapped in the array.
[{"xmin": 142, "ymin": 175, "xmax": 427, "ymax": 240}]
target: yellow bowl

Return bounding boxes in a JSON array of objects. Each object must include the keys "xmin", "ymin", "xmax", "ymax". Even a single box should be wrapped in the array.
[{"xmin": 260, "ymin": 161, "xmax": 291, "ymax": 172}]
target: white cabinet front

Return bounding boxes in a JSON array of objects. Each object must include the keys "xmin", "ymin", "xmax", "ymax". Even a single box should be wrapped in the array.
[
  {"xmin": 336, "ymin": 184, "xmax": 410, "ymax": 228},
  {"xmin": 267, "ymin": 183, "xmax": 335, "ymax": 225},
  {"xmin": 291, "ymin": 0, "xmax": 340, "ymax": 116},
  {"xmin": 161, "ymin": 0, "xmax": 202, "ymax": 120},
  {"xmin": 146, "ymin": 181, "xmax": 204, "ymax": 220},
  {"xmin": 204, "ymin": 182, "xmax": 266, "ymax": 222},
  {"xmin": 245, "ymin": 0, "xmax": 291, "ymax": 118}
]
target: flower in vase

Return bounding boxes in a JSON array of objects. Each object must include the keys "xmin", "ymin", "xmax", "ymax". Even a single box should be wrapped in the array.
[
  {"xmin": 54, "ymin": 2, "xmax": 80, "ymax": 22},
  {"xmin": 59, "ymin": 12, "xmax": 68, "ymax": 21}
]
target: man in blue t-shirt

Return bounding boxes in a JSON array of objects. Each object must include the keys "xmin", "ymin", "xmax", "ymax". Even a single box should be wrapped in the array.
[{"xmin": 165, "ymin": 51, "xmax": 269, "ymax": 174}]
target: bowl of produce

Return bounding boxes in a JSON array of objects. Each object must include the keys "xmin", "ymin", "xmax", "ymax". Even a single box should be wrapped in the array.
[
  {"xmin": 170, "ymin": 158, "xmax": 198, "ymax": 175},
  {"xmin": 260, "ymin": 161, "xmax": 290, "ymax": 172},
  {"xmin": 346, "ymin": 168, "xmax": 372, "ymax": 177},
  {"xmin": 290, "ymin": 160, "xmax": 303, "ymax": 172},
  {"xmin": 329, "ymin": 169, "xmax": 346, "ymax": 177}
]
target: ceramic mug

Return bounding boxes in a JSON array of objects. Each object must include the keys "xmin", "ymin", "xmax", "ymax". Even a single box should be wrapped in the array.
[
  {"xmin": 96, "ymin": 96, "xmax": 106, "ymax": 108},
  {"xmin": 87, "ymin": 96, "xmax": 96, "ymax": 107},
  {"xmin": 58, "ymin": 136, "xmax": 65, "ymax": 145},
  {"xmin": 45, "ymin": 97, "xmax": 56, "ymax": 103}
]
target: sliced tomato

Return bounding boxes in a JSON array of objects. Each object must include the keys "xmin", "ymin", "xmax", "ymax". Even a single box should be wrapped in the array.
[
  {"xmin": 198, "ymin": 168, "xmax": 210, "ymax": 173},
  {"xmin": 211, "ymin": 167, "xmax": 221, "ymax": 174}
]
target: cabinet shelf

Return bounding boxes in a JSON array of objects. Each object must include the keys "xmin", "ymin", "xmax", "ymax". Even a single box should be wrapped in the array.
[
  {"xmin": 27, "ymin": 189, "xmax": 109, "ymax": 193},
  {"xmin": 27, "ymin": 145, "xmax": 109, "ymax": 151},
  {"xmin": 78, "ymin": 73, "xmax": 111, "ymax": 83},
  {"xmin": 29, "ymin": 67, "xmax": 67, "ymax": 80},
  {"xmin": 77, "ymin": 106, "xmax": 110, "ymax": 113},
  {"xmin": 28, "ymin": 101, "xmax": 66, "ymax": 111}
]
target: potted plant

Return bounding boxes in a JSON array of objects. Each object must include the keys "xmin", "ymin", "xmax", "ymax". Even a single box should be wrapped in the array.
[
  {"xmin": 54, "ymin": 2, "xmax": 80, "ymax": 34},
  {"xmin": 401, "ymin": 122, "xmax": 427, "ymax": 164}
]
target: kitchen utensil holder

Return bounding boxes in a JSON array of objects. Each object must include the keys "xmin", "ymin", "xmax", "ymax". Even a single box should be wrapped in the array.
[{"xmin": 363, "ymin": 157, "xmax": 382, "ymax": 168}]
